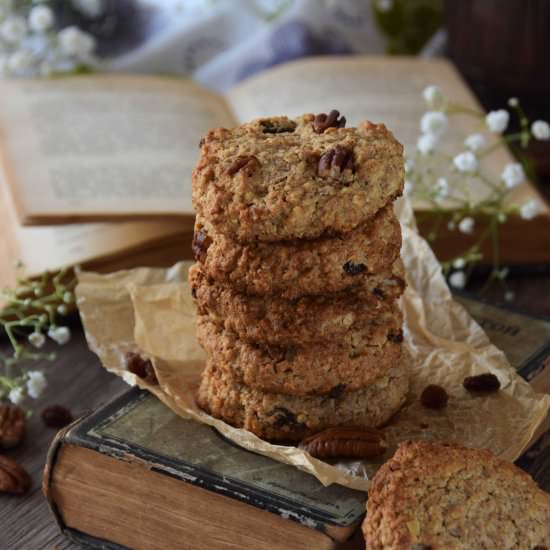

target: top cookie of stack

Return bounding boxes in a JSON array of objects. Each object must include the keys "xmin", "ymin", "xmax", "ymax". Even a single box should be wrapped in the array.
[
  {"xmin": 191, "ymin": 112, "xmax": 407, "ymax": 441},
  {"xmin": 192, "ymin": 113, "xmax": 404, "ymax": 243}
]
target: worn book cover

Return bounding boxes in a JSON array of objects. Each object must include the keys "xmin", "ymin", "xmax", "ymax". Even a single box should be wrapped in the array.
[{"xmin": 43, "ymin": 295, "xmax": 550, "ymax": 550}]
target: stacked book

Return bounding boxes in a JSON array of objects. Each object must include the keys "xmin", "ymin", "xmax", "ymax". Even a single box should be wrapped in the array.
[{"xmin": 190, "ymin": 113, "xmax": 408, "ymax": 440}]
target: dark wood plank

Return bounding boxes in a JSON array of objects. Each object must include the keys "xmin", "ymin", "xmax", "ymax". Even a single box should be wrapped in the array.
[{"xmin": 0, "ymin": 327, "xmax": 126, "ymax": 550}]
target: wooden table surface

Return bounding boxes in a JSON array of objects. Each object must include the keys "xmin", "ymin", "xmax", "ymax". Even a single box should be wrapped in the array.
[
  {"xmin": 1, "ymin": 276, "xmax": 549, "ymax": 550},
  {"xmin": 0, "ymin": 328, "xmax": 127, "ymax": 550}
]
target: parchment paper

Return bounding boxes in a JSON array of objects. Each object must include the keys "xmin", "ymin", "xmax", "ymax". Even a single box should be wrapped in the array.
[{"xmin": 76, "ymin": 200, "xmax": 550, "ymax": 491}]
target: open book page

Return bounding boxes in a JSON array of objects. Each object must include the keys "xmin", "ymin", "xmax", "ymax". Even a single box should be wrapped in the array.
[
  {"xmin": 227, "ymin": 56, "xmax": 548, "ymax": 213},
  {"xmin": 0, "ymin": 75, "xmax": 236, "ymax": 224},
  {"xmin": 0, "ymin": 171, "xmax": 193, "ymax": 290}
]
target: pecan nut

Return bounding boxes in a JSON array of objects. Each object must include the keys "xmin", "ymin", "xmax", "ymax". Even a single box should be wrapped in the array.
[
  {"xmin": 0, "ymin": 404, "xmax": 25, "ymax": 449},
  {"xmin": 420, "ymin": 385, "xmax": 448, "ymax": 409},
  {"xmin": 0, "ymin": 454, "xmax": 31, "ymax": 495},
  {"xmin": 226, "ymin": 155, "xmax": 261, "ymax": 177},
  {"xmin": 192, "ymin": 229, "xmax": 212, "ymax": 262},
  {"xmin": 260, "ymin": 119, "xmax": 297, "ymax": 134},
  {"xmin": 298, "ymin": 426, "xmax": 387, "ymax": 459},
  {"xmin": 126, "ymin": 352, "xmax": 159, "ymax": 385},
  {"xmin": 313, "ymin": 110, "xmax": 346, "ymax": 133},
  {"xmin": 463, "ymin": 373, "xmax": 500, "ymax": 393},
  {"xmin": 318, "ymin": 145, "xmax": 354, "ymax": 177}
]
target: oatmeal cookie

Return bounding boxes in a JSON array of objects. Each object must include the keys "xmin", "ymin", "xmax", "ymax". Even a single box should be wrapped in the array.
[
  {"xmin": 363, "ymin": 440, "xmax": 550, "ymax": 549},
  {"xmin": 192, "ymin": 114, "xmax": 404, "ymax": 242},
  {"xmin": 196, "ymin": 318, "xmax": 403, "ymax": 396},
  {"xmin": 189, "ymin": 263, "xmax": 404, "ymax": 345},
  {"xmin": 197, "ymin": 359, "xmax": 408, "ymax": 441},
  {"xmin": 192, "ymin": 204, "xmax": 402, "ymax": 299}
]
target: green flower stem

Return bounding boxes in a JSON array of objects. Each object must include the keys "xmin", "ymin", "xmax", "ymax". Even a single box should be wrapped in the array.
[{"xmin": 445, "ymin": 102, "xmax": 482, "ymax": 118}]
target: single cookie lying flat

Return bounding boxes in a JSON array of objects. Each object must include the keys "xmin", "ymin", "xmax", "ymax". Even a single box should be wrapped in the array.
[
  {"xmin": 193, "ymin": 204, "xmax": 401, "ymax": 299},
  {"xmin": 197, "ymin": 317, "xmax": 403, "ymax": 395},
  {"xmin": 192, "ymin": 115, "xmax": 404, "ymax": 243},
  {"xmin": 363, "ymin": 440, "xmax": 550, "ymax": 549},
  {"xmin": 196, "ymin": 358, "xmax": 408, "ymax": 441},
  {"xmin": 189, "ymin": 262, "xmax": 404, "ymax": 346}
]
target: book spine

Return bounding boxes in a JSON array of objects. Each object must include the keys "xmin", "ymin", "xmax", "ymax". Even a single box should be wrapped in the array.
[{"xmin": 42, "ymin": 417, "xmax": 130, "ymax": 550}]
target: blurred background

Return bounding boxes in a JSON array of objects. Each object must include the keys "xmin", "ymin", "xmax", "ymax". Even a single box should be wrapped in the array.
[{"xmin": 4, "ymin": 0, "xmax": 545, "ymax": 178}]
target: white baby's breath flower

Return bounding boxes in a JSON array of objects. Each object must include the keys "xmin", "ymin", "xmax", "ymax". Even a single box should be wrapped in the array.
[
  {"xmin": 8, "ymin": 387, "xmax": 24, "ymax": 405},
  {"xmin": 447, "ymin": 220, "xmax": 456, "ymax": 231},
  {"xmin": 376, "ymin": 0, "xmax": 394, "ymax": 12},
  {"xmin": 504, "ymin": 291, "xmax": 515, "ymax": 301},
  {"xmin": 449, "ymin": 271, "xmax": 466, "ymax": 289},
  {"xmin": 58, "ymin": 26, "xmax": 96, "ymax": 58},
  {"xmin": 48, "ymin": 326, "xmax": 71, "ymax": 345},
  {"xmin": 28, "ymin": 331, "xmax": 46, "ymax": 348},
  {"xmin": 458, "ymin": 217, "xmax": 475, "ymax": 234},
  {"xmin": 26, "ymin": 370, "xmax": 47, "ymax": 399},
  {"xmin": 0, "ymin": 16, "xmax": 26, "ymax": 44},
  {"xmin": 453, "ymin": 257, "xmax": 466, "ymax": 269},
  {"xmin": 500, "ymin": 162, "xmax": 525, "ymax": 189},
  {"xmin": 417, "ymin": 133, "xmax": 437, "ymax": 155},
  {"xmin": 464, "ymin": 133, "xmax": 487, "ymax": 152},
  {"xmin": 8, "ymin": 49, "xmax": 34, "ymax": 74},
  {"xmin": 486, "ymin": 109, "xmax": 509, "ymax": 134},
  {"xmin": 520, "ymin": 199, "xmax": 541, "ymax": 220},
  {"xmin": 403, "ymin": 179, "xmax": 414, "ymax": 197},
  {"xmin": 531, "ymin": 120, "xmax": 550, "ymax": 141},
  {"xmin": 422, "ymin": 85, "xmax": 443, "ymax": 107},
  {"xmin": 453, "ymin": 151, "xmax": 478, "ymax": 173},
  {"xmin": 497, "ymin": 212, "xmax": 507, "ymax": 223},
  {"xmin": 404, "ymin": 157, "xmax": 414, "ymax": 174},
  {"xmin": 71, "ymin": 0, "xmax": 105, "ymax": 18},
  {"xmin": 28, "ymin": 5, "xmax": 54, "ymax": 33},
  {"xmin": 435, "ymin": 177, "xmax": 449, "ymax": 198},
  {"xmin": 507, "ymin": 97, "xmax": 518, "ymax": 107},
  {"xmin": 420, "ymin": 111, "xmax": 448, "ymax": 138}
]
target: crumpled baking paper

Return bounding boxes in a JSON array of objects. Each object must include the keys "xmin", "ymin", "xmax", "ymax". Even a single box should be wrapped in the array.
[{"xmin": 76, "ymin": 200, "xmax": 550, "ymax": 491}]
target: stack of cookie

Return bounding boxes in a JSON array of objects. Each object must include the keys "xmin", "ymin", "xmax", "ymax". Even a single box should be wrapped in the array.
[{"xmin": 190, "ymin": 112, "xmax": 407, "ymax": 441}]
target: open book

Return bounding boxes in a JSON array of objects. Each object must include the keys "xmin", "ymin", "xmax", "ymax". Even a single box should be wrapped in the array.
[{"xmin": 1, "ymin": 56, "xmax": 548, "ymax": 288}]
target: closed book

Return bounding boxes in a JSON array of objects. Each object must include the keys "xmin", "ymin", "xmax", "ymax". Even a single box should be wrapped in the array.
[{"xmin": 43, "ymin": 295, "xmax": 550, "ymax": 549}]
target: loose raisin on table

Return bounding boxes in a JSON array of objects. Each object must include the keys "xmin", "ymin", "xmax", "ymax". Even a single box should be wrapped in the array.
[
  {"xmin": 463, "ymin": 373, "xmax": 500, "ymax": 393},
  {"xmin": 420, "ymin": 385, "xmax": 448, "ymax": 410},
  {"xmin": 41, "ymin": 405, "xmax": 73, "ymax": 429},
  {"xmin": 126, "ymin": 352, "xmax": 159, "ymax": 385}
]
